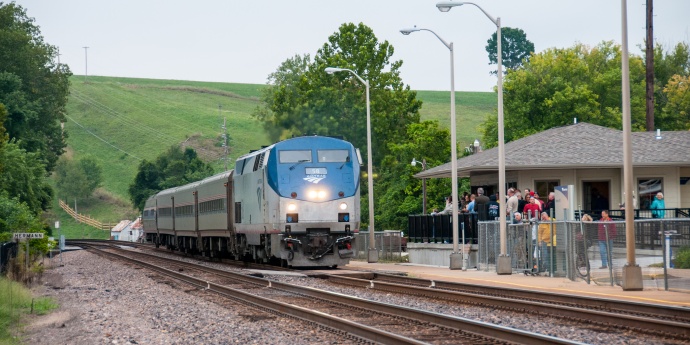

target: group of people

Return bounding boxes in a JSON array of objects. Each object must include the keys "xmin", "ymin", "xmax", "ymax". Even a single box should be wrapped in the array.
[{"xmin": 429, "ymin": 188, "xmax": 668, "ymax": 272}]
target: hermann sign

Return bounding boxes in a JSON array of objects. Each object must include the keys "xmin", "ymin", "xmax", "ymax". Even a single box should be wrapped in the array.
[{"xmin": 13, "ymin": 233, "xmax": 44, "ymax": 240}]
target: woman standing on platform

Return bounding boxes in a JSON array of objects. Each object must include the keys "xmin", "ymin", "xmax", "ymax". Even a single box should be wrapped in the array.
[
  {"xmin": 650, "ymin": 192, "xmax": 665, "ymax": 219},
  {"xmin": 597, "ymin": 210, "xmax": 616, "ymax": 269}
]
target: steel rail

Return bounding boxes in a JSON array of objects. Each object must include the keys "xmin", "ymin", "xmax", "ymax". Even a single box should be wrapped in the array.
[
  {"xmin": 82, "ymin": 245, "xmax": 423, "ymax": 345},
  {"xmin": 369, "ymin": 273, "xmax": 690, "ymax": 321},
  {"xmin": 80, "ymin": 243, "xmax": 581, "ymax": 344},
  {"xmin": 326, "ymin": 274, "xmax": 690, "ymax": 338}
]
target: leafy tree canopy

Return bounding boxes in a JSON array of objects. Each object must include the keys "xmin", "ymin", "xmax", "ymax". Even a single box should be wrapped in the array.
[
  {"xmin": 0, "ymin": 139, "xmax": 52, "ymax": 214},
  {"xmin": 128, "ymin": 146, "xmax": 214, "ymax": 211},
  {"xmin": 374, "ymin": 121, "xmax": 455, "ymax": 231},
  {"xmin": 0, "ymin": 2, "xmax": 71, "ymax": 173},
  {"xmin": 55, "ymin": 156, "xmax": 104, "ymax": 202},
  {"xmin": 0, "ymin": 193, "xmax": 45, "ymax": 240},
  {"xmin": 649, "ymin": 42, "xmax": 690, "ymax": 130},
  {"xmin": 254, "ymin": 22, "xmax": 423, "ymax": 166},
  {"xmin": 480, "ymin": 41, "xmax": 647, "ymax": 147},
  {"xmin": 486, "ymin": 27, "xmax": 535, "ymax": 74}
]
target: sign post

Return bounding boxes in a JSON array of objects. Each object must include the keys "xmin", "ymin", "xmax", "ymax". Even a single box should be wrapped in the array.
[{"xmin": 13, "ymin": 233, "xmax": 44, "ymax": 271}]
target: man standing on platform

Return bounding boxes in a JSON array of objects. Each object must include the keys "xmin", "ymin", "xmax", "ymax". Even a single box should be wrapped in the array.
[
  {"xmin": 506, "ymin": 188, "xmax": 518, "ymax": 218},
  {"xmin": 474, "ymin": 187, "xmax": 490, "ymax": 221}
]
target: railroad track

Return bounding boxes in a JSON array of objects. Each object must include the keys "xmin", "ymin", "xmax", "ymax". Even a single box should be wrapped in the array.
[
  {"xmin": 322, "ymin": 272, "xmax": 690, "ymax": 340},
  {"xmin": 73, "ymin": 242, "xmax": 580, "ymax": 344}
]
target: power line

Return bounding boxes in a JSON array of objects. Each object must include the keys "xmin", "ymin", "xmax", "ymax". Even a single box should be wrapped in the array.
[{"xmin": 64, "ymin": 114, "xmax": 142, "ymax": 160}]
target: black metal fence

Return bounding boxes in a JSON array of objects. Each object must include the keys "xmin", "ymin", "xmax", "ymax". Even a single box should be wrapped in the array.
[
  {"xmin": 407, "ymin": 213, "xmax": 479, "ymax": 244},
  {"xmin": 409, "ymin": 208, "xmax": 690, "ymax": 249}
]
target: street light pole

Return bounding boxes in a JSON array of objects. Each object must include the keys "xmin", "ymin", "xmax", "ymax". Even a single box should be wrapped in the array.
[
  {"xmin": 400, "ymin": 26, "xmax": 463, "ymax": 270},
  {"xmin": 411, "ymin": 158, "xmax": 428, "ymax": 214},
  {"xmin": 620, "ymin": 0, "xmax": 643, "ymax": 290},
  {"xmin": 437, "ymin": 1, "xmax": 510, "ymax": 274},
  {"xmin": 325, "ymin": 67, "xmax": 378, "ymax": 263}
]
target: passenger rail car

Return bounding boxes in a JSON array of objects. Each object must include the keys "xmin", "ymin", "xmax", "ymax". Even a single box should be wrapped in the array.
[{"xmin": 143, "ymin": 136, "xmax": 360, "ymax": 267}]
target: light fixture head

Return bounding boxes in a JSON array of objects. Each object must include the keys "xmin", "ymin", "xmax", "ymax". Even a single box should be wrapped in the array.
[
  {"xmin": 411, "ymin": 158, "xmax": 418, "ymax": 166},
  {"xmin": 436, "ymin": 1, "xmax": 462, "ymax": 12},
  {"xmin": 325, "ymin": 67, "xmax": 343, "ymax": 74},
  {"xmin": 400, "ymin": 26, "xmax": 419, "ymax": 35}
]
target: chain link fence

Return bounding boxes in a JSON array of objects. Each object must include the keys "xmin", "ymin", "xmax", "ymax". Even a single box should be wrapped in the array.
[
  {"xmin": 478, "ymin": 218, "xmax": 690, "ymax": 291},
  {"xmin": 355, "ymin": 231, "xmax": 406, "ymax": 262}
]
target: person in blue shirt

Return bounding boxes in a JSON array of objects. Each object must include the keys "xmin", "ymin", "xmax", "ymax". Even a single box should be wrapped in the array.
[
  {"xmin": 466, "ymin": 194, "xmax": 476, "ymax": 213},
  {"xmin": 650, "ymin": 192, "xmax": 665, "ymax": 218}
]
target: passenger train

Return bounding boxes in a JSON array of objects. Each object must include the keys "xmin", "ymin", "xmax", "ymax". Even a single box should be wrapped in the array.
[{"xmin": 142, "ymin": 136, "xmax": 360, "ymax": 267}]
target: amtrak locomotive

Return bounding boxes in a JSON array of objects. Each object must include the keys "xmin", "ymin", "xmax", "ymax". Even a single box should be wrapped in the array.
[{"xmin": 143, "ymin": 136, "xmax": 360, "ymax": 267}]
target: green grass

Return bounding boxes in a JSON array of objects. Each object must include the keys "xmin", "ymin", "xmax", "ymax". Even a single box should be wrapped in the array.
[
  {"xmin": 0, "ymin": 277, "xmax": 58, "ymax": 344},
  {"xmin": 416, "ymin": 90, "xmax": 496, "ymax": 147},
  {"xmin": 58, "ymin": 75, "xmax": 495, "ymax": 227}
]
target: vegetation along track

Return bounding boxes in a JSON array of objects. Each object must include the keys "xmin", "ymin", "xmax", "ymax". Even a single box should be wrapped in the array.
[
  {"xmin": 322, "ymin": 273, "xmax": 690, "ymax": 340},
  {"xmin": 71, "ymin": 241, "xmax": 579, "ymax": 344}
]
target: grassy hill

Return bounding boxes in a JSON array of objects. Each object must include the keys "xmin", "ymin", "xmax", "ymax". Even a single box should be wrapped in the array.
[{"xmin": 54, "ymin": 75, "xmax": 495, "ymax": 236}]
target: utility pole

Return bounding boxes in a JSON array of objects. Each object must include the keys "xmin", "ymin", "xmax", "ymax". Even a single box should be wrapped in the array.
[
  {"xmin": 220, "ymin": 105, "xmax": 229, "ymax": 171},
  {"xmin": 645, "ymin": 0, "xmax": 654, "ymax": 131},
  {"xmin": 83, "ymin": 46, "xmax": 89, "ymax": 83},
  {"xmin": 57, "ymin": 47, "xmax": 61, "ymax": 65}
]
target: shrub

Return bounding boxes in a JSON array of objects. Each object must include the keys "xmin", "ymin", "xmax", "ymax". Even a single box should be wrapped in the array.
[{"xmin": 674, "ymin": 246, "xmax": 690, "ymax": 269}]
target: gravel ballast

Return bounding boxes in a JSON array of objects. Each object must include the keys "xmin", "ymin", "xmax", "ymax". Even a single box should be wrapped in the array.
[
  {"xmin": 24, "ymin": 248, "xmax": 682, "ymax": 345},
  {"xmin": 23, "ymin": 250, "xmax": 355, "ymax": 345}
]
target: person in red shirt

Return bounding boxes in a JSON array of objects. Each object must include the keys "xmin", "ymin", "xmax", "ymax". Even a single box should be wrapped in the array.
[
  {"xmin": 523, "ymin": 195, "xmax": 542, "ymax": 220},
  {"xmin": 597, "ymin": 210, "xmax": 617, "ymax": 269}
]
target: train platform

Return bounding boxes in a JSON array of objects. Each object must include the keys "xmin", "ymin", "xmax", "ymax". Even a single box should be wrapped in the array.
[{"xmin": 339, "ymin": 260, "xmax": 690, "ymax": 308}]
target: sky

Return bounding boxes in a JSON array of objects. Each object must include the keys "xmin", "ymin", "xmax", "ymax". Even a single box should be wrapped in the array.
[{"xmin": 14, "ymin": 0, "xmax": 690, "ymax": 92}]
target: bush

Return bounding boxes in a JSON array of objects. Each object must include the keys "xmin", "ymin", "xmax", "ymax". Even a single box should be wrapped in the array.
[{"xmin": 674, "ymin": 246, "xmax": 690, "ymax": 269}]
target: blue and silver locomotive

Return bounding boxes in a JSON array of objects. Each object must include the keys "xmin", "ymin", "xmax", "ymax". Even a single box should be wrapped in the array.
[{"xmin": 143, "ymin": 136, "xmax": 360, "ymax": 267}]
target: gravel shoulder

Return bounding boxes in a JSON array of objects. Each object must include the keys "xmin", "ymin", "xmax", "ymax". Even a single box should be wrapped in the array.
[{"xmin": 22, "ymin": 250, "xmax": 352, "ymax": 345}]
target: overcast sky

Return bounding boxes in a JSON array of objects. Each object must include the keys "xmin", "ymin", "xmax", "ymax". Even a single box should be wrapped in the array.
[{"xmin": 14, "ymin": 0, "xmax": 690, "ymax": 92}]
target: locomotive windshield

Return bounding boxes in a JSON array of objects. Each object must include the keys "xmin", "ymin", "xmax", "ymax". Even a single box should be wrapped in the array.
[
  {"xmin": 279, "ymin": 150, "xmax": 312, "ymax": 163},
  {"xmin": 317, "ymin": 150, "xmax": 349, "ymax": 162}
]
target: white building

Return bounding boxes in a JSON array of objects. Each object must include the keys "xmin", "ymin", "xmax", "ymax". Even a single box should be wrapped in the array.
[{"xmin": 110, "ymin": 218, "xmax": 143, "ymax": 242}]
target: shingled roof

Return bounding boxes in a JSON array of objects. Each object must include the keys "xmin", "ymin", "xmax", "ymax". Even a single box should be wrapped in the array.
[{"xmin": 416, "ymin": 122, "xmax": 690, "ymax": 179}]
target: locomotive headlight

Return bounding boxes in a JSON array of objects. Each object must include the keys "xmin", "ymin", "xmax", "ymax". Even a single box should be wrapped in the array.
[
  {"xmin": 339, "ymin": 202, "xmax": 348, "ymax": 210},
  {"xmin": 308, "ymin": 190, "xmax": 318, "ymax": 199},
  {"xmin": 287, "ymin": 203, "xmax": 297, "ymax": 211},
  {"xmin": 317, "ymin": 190, "xmax": 327, "ymax": 198}
]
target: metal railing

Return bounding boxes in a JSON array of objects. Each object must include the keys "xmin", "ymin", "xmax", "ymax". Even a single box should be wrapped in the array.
[
  {"xmin": 407, "ymin": 213, "xmax": 479, "ymax": 244},
  {"xmin": 477, "ymin": 218, "xmax": 690, "ymax": 292},
  {"xmin": 355, "ymin": 231, "xmax": 406, "ymax": 261}
]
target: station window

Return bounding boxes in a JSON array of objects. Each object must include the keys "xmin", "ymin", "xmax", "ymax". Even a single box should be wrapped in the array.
[{"xmin": 638, "ymin": 178, "xmax": 662, "ymax": 210}]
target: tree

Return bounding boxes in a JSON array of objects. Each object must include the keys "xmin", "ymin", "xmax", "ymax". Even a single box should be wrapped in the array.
[
  {"xmin": 0, "ymin": 193, "xmax": 45, "ymax": 240},
  {"xmin": 480, "ymin": 41, "xmax": 646, "ymax": 147},
  {"xmin": 54, "ymin": 156, "xmax": 103, "ymax": 202},
  {"xmin": 485, "ymin": 27, "xmax": 535, "ymax": 74},
  {"xmin": 0, "ymin": 103, "xmax": 8, "ymax": 173},
  {"xmin": 662, "ymin": 74, "xmax": 690, "ymax": 129},
  {"xmin": 0, "ymin": 3, "xmax": 71, "ymax": 173},
  {"xmin": 375, "ymin": 121, "xmax": 453, "ymax": 231},
  {"xmin": 129, "ymin": 146, "xmax": 213, "ymax": 210},
  {"xmin": 650, "ymin": 42, "xmax": 690, "ymax": 130},
  {"xmin": 254, "ymin": 23, "xmax": 422, "ymax": 166},
  {"xmin": 0, "ymin": 139, "xmax": 52, "ymax": 214}
]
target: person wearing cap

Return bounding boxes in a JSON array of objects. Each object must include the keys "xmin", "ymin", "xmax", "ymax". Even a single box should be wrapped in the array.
[{"xmin": 533, "ymin": 191, "xmax": 545, "ymax": 209}]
